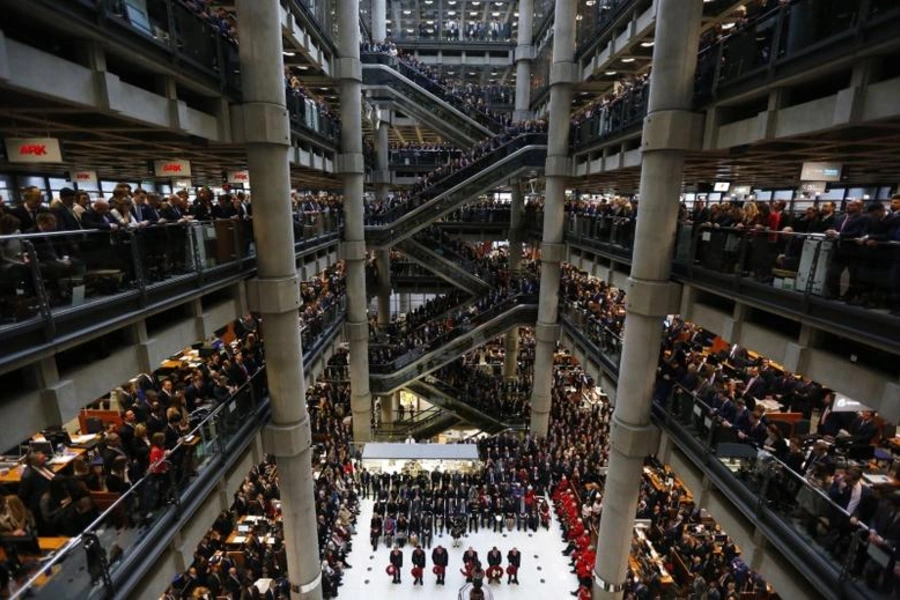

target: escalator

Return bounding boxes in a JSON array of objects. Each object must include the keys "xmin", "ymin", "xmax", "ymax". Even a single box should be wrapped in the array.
[
  {"xmin": 405, "ymin": 377, "xmax": 517, "ymax": 434},
  {"xmin": 369, "ymin": 295, "xmax": 538, "ymax": 394},
  {"xmin": 395, "ymin": 237, "xmax": 491, "ymax": 295},
  {"xmin": 373, "ymin": 407, "xmax": 460, "ymax": 441},
  {"xmin": 361, "ymin": 55, "xmax": 498, "ymax": 146},
  {"xmin": 365, "ymin": 134, "xmax": 547, "ymax": 247}
]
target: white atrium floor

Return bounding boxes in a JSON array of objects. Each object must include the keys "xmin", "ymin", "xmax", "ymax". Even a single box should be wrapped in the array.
[{"xmin": 337, "ymin": 498, "xmax": 576, "ymax": 600}]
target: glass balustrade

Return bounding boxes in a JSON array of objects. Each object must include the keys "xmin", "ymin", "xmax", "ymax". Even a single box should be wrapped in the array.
[{"xmin": 8, "ymin": 307, "xmax": 345, "ymax": 599}]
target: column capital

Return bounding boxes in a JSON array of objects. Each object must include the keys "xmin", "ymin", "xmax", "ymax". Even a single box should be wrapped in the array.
[
  {"xmin": 334, "ymin": 57, "xmax": 362, "ymax": 81},
  {"xmin": 541, "ymin": 242, "xmax": 566, "ymax": 263},
  {"xmin": 246, "ymin": 275, "xmax": 302, "ymax": 314},
  {"xmin": 549, "ymin": 61, "xmax": 579, "ymax": 86},
  {"xmin": 625, "ymin": 278, "xmax": 681, "ymax": 317},
  {"xmin": 515, "ymin": 45, "xmax": 535, "ymax": 62},
  {"xmin": 534, "ymin": 322, "xmax": 560, "ymax": 343},
  {"xmin": 609, "ymin": 416, "xmax": 659, "ymax": 457},
  {"xmin": 336, "ymin": 153, "xmax": 365, "ymax": 175},
  {"xmin": 641, "ymin": 109, "xmax": 701, "ymax": 152},
  {"xmin": 339, "ymin": 240, "xmax": 366, "ymax": 261},
  {"xmin": 239, "ymin": 102, "xmax": 291, "ymax": 146},
  {"xmin": 262, "ymin": 419, "xmax": 312, "ymax": 458}
]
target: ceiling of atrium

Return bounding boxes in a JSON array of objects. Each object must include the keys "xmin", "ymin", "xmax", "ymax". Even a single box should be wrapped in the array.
[{"xmin": 361, "ymin": 0, "xmax": 519, "ymax": 43}]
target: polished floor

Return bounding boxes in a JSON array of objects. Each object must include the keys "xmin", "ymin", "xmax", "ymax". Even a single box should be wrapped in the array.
[{"xmin": 339, "ymin": 498, "xmax": 576, "ymax": 599}]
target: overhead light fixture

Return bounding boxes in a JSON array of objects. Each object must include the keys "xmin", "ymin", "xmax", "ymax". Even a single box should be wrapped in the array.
[
  {"xmin": 492, "ymin": 11, "xmax": 501, "ymax": 16},
  {"xmin": 448, "ymin": 0, "xmax": 456, "ymax": 4},
  {"xmin": 297, "ymin": 65, "xmax": 309, "ymax": 70},
  {"xmin": 470, "ymin": 11, "xmax": 478, "ymax": 15},
  {"xmin": 604, "ymin": 70, "xmax": 617, "ymax": 75},
  {"xmin": 469, "ymin": 72, "xmax": 477, "ymax": 75},
  {"xmin": 385, "ymin": 19, "xmax": 391, "ymax": 23},
  {"xmin": 721, "ymin": 22, "xmax": 736, "ymax": 29},
  {"xmin": 283, "ymin": 51, "xmax": 296, "ymax": 56},
  {"xmin": 403, "ymin": 9, "xmax": 411, "ymax": 14},
  {"xmin": 621, "ymin": 57, "xmax": 635, "ymax": 63},
  {"xmin": 427, "ymin": 20, "xmax": 434, "ymax": 24},
  {"xmin": 640, "ymin": 40, "xmax": 654, "ymax": 47},
  {"xmin": 447, "ymin": 10, "xmax": 456, "ymax": 15}
]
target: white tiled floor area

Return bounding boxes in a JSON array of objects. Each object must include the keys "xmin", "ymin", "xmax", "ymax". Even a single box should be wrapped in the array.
[{"xmin": 337, "ymin": 499, "xmax": 576, "ymax": 600}]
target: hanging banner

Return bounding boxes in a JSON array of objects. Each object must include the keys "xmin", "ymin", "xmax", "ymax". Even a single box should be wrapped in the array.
[
  {"xmin": 227, "ymin": 170, "xmax": 250, "ymax": 186},
  {"xmin": 72, "ymin": 170, "xmax": 99, "ymax": 188},
  {"xmin": 5, "ymin": 138, "xmax": 64, "ymax": 163},
  {"xmin": 153, "ymin": 159, "xmax": 192, "ymax": 177}
]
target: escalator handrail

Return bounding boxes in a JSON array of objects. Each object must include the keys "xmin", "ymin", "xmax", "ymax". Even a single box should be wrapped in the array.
[{"xmin": 366, "ymin": 135, "xmax": 547, "ymax": 230}]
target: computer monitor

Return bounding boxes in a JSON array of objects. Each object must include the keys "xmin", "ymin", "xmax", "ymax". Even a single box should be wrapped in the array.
[{"xmin": 29, "ymin": 441, "xmax": 54, "ymax": 457}]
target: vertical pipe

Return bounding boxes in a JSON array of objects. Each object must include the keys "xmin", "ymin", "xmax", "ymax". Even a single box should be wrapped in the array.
[
  {"xmin": 337, "ymin": 1, "xmax": 373, "ymax": 442},
  {"xmin": 528, "ymin": 0, "xmax": 577, "ymax": 438},
  {"xmin": 514, "ymin": 0, "xmax": 535, "ymax": 122},
  {"xmin": 503, "ymin": 185, "xmax": 525, "ymax": 379},
  {"xmin": 592, "ymin": 1, "xmax": 703, "ymax": 598},
  {"xmin": 235, "ymin": 1, "xmax": 321, "ymax": 598},
  {"xmin": 371, "ymin": 0, "xmax": 387, "ymax": 42},
  {"xmin": 375, "ymin": 248, "xmax": 391, "ymax": 327}
]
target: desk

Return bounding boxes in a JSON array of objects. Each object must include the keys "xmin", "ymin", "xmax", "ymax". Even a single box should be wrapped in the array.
[
  {"xmin": 0, "ymin": 444, "xmax": 92, "ymax": 485},
  {"xmin": 756, "ymin": 399, "xmax": 783, "ymax": 413},
  {"xmin": 643, "ymin": 466, "xmax": 694, "ymax": 505},
  {"xmin": 38, "ymin": 537, "xmax": 70, "ymax": 552}
]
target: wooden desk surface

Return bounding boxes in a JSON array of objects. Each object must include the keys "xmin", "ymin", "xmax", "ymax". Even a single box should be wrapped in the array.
[
  {"xmin": 0, "ymin": 446, "xmax": 89, "ymax": 485},
  {"xmin": 38, "ymin": 537, "xmax": 70, "ymax": 552}
]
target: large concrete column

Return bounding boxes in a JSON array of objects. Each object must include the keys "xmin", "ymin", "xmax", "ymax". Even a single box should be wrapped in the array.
[
  {"xmin": 374, "ymin": 121, "xmax": 391, "ymax": 327},
  {"xmin": 503, "ymin": 185, "xmax": 526, "ymax": 379},
  {"xmin": 337, "ymin": 0, "xmax": 373, "ymax": 442},
  {"xmin": 371, "ymin": 0, "xmax": 387, "ymax": 43},
  {"xmin": 592, "ymin": 1, "xmax": 703, "ymax": 598},
  {"xmin": 235, "ymin": 1, "xmax": 321, "ymax": 598},
  {"xmin": 528, "ymin": 0, "xmax": 577, "ymax": 438},
  {"xmin": 514, "ymin": 0, "xmax": 535, "ymax": 122},
  {"xmin": 375, "ymin": 248, "xmax": 391, "ymax": 327},
  {"xmin": 399, "ymin": 292, "xmax": 411, "ymax": 315}
]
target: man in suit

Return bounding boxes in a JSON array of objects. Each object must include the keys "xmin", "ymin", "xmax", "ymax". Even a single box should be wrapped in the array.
[
  {"xmin": 844, "ymin": 410, "xmax": 879, "ymax": 445},
  {"xmin": 52, "ymin": 187, "xmax": 82, "ymax": 231},
  {"xmin": 131, "ymin": 189, "xmax": 160, "ymax": 225},
  {"xmin": 507, "ymin": 547, "xmax": 521, "ymax": 584},
  {"xmin": 17, "ymin": 450, "xmax": 55, "ymax": 535},
  {"xmin": 9, "ymin": 186, "xmax": 47, "ymax": 232},
  {"xmin": 486, "ymin": 546, "xmax": 503, "ymax": 583},
  {"xmin": 817, "ymin": 391, "xmax": 852, "ymax": 437},
  {"xmin": 211, "ymin": 194, "xmax": 238, "ymax": 219},
  {"xmin": 389, "ymin": 544, "xmax": 403, "ymax": 583},
  {"xmin": 411, "ymin": 544, "xmax": 426, "ymax": 585},
  {"xmin": 31, "ymin": 212, "xmax": 84, "ymax": 289},
  {"xmin": 741, "ymin": 367, "xmax": 767, "ymax": 410},
  {"xmin": 431, "ymin": 544, "xmax": 448, "ymax": 584},
  {"xmin": 824, "ymin": 199, "xmax": 868, "ymax": 301},
  {"xmin": 81, "ymin": 199, "xmax": 120, "ymax": 230}
]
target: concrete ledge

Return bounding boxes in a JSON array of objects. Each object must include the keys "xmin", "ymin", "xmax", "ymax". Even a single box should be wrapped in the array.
[
  {"xmin": 625, "ymin": 278, "xmax": 681, "ymax": 317},
  {"xmin": 240, "ymin": 102, "xmax": 291, "ymax": 145},
  {"xmin": 246, "ymin": 276, "xmax": 302, "ymax": 314},
  {"xmin": 262, "ymin": 420, "xmax": 311, "ymax": 458}
]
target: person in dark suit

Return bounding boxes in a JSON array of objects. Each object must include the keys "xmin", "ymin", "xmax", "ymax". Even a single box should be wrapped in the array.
[
  {"xmin": 741, "ymin": 367, "xmax": 767, "ymax": 410},
  {"xmin": 486, "ymin": 546, "xmax": 503, "ymax": 583},
  {"xmin": 52, "ymin": 187, "xmax": 82, "ymax": 231},
  {"xmin": 824, "ymin": 199, "xmax": 868, "ymax": 301},
  {"xmin": 9, "ymin": 186, "xmax": 47, "ymax": 233},
  {"xmin": 431, "ymin": 544, "xmax": 448, "ymax": 584},
  {"xmin": 389, "ymin": 545, "xmax": 403, "ymax": 583},
  {"xmin": 130, "ymin": 189, "xmax": 160, "ymax": 225},
  {"xmin": 844, "ymin": 411, "xmax": 879, "ymax": 445},
  {"xmin": 17, "ymin": 451, "xmax": 55, "ymax": 535},
  {"xmin": 817, "ymin": 392, "xmax": 853, "ymax": 437},
  {"xmin": 31, "ymin": 213, "xmax": 85, "ymax": 295},
  {"xmin": 80, "ymin": 200, "xmax": 121, "ymax": 230},
  {"xmin": 861, "ymin": 492, "xmax": 900, "ymax": 589},
  {"xmin": 507, "ymin": 547, "xmax": 521, "ymax": 584},
  {"xmin": 411, "ymin": 545, "xmax": 426, "ymax": 585}
]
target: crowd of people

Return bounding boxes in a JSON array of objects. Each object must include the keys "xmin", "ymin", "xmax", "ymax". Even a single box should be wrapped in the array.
[
  {"xmin": 180, "ymin": 0, "xmax": 238, "ymax": 42},
  {"xmin": 285, "ymin": 71, "xmax": 341, "ymax": 140},
  {"xmin": 361, "ymin": 41, "xmax": 514, "ymax": 129},
  {"xmin": 571, "ymin": 73, "xmax": 650, "ymax": 146}
]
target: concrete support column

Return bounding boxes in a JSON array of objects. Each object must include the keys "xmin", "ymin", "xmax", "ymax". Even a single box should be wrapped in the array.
[
  {"xmin": 399, "ymin": 292, "xmax": 411, "ymax": 315},
  {"xmin": 592, "ymin": 1, "xmax": 703, "ymax": 598},
  {"xmin": 371, "ymin": 0, "xmax": 387, "ymax": 43},
  {"xmin": 375, "ymin": 249, "xmax": 391, "ymax": 327},
  {"xmin": 528, "ymin": 0, "xmax": 577, "ymax": 438},
  {"xmin": 337, "ymin": 0, "xmax": 373, "ymax": 443},
  {"xmin": 380, "ymin": 393, "xmax": 397, "ymax": 425},
  {"xmin": 514, "ymin": 0, "xmax": 535, "ymax": 122},
  {"xmin": 504, "ymin": 185, "xmax": 526, "ymax": 379},
  {"xmin": 235, "ymin": 2, "xmax": 322, "ymax": 598}
]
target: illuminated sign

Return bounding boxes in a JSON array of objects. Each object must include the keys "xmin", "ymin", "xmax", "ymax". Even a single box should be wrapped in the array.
[
  {"xmin": 5, "ymin": 138, "xmax": 64, "ymax": 163},
  {"xmin": 72, "ymin": 171, "xmax": 99, "ymax": 187},
  {"xmin": 227, "ymin": 170, "xmax": 251, "ymax": 185},
  {"xmin": 800, "ymin": 162, "xmax": 842, "ymax": 182},
  {"xmin": 153, "ymin": 159, "xmax": 192, "ymax": 177}
]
